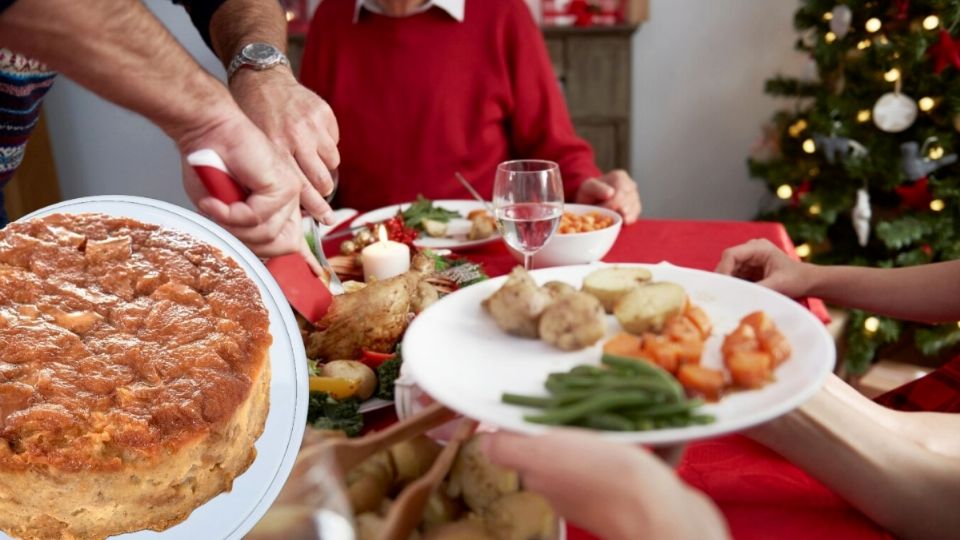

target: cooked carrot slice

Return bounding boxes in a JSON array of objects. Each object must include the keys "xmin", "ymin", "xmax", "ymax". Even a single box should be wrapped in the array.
[
  {"xmin": 604, "ymin": 332, "xmax": 645, "ymax": 359},
  {"xmin": 665, "ymin": 316, "xmax": 702, "ymax": 344},
  {"xmin": 677, "ymin": 364, "xmax": 725, "ymax": 401},
  {"xmin": 641, "ymin": 333, "xmax": 681, "ymax": 374},
  {"xmin": 722, "ymin": 323, "xmax": 760, "ymax": 360},
  {"xmin": 727, "ymin": 351, "xmax": 772, "ymax": 388},
  {"xmin": 760, "ymin": 331, "xmax": 792, "ymax": 366},
  {"xmin": 684, "ymin": 305, "xmax": 713, "ymax": 339}
]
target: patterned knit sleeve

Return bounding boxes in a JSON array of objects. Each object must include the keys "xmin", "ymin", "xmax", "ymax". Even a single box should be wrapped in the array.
[{"xmin": 174, "ymin": 0, "xmax": 231, "ymax": 50}]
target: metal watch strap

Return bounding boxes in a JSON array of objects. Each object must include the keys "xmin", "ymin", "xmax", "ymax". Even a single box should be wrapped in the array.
[{"xmin": 226, "ymin": 46, "xmax": 290, "ymax": 81}]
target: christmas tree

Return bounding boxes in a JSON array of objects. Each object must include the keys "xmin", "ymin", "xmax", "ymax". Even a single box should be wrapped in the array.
[{"xmin": 751, "ymin": 0, "xmax": 960, "ymax": 374}]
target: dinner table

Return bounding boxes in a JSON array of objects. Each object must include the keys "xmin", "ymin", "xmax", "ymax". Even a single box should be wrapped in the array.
[{"xmin": 323, "ymin": 217, "xmax": 905, "ymax": 540}]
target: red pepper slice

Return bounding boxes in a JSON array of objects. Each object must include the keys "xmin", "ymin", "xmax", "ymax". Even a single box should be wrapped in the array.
[{"xmin": 359, "ymin": 349, "xmax": 395, "ymax": 368}]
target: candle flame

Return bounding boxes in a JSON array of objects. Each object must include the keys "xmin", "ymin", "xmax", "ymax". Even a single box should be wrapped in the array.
[{"xmin": 377, "ymin": 224, "xmax": 388, "ymax": 243}]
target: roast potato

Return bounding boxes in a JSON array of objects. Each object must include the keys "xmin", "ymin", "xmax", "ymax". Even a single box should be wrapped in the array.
[
  {"xmin": 542, "ymin": 280, "xmax": 576, "ymax": 300},
  {"xmin": 356, "ymin": 513, "xmax": 386, "ymax": 540},
  {"xmin": 424, "ymin": 520, "xmax": 496, "ymax": 540},
  {"xmin": 421, "ymin": 488, "xmax": 464, "ymax": 530},
  {"xmin": 347, "ymin": 451, "xmax": 395, "ymax": 514},
  {"xmin": 582, "ymin": 267, "xmax": 653, "ymax": 312},
  {"xmin": 482, "ymin": 267, "xmax": 553, "ymax": 339},
  {"xmin": 483, "ymin": 492, "xmax": 558, "ymax": 540},
  {"xmin": 538, "ymin": 291, "xmax": 605, "ymax": 351},
  {"xmin": 614, "ymin": 281, "xmax": 687, "ymax": 334},
  {"xmin": 322, "ymin": 360, "xmax": 377, "ymax": 400},
  {"xmin": 447, "ymin": 436, "xmax": 520, "ymax": 512},
  {"xmin": 390, "ymin": 434, "xmax": 443, "ymax": 487}
]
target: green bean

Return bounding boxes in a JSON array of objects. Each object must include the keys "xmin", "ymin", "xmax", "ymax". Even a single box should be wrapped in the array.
[
  {"xmin": 690, "ymin": 414, "xmax": 716, "ymax": 425},
  {"xmin": 580, "ymin": 413, "xmax": 635, "ymax": 431},
  {"xmin": 570, "ymin": 365, "xmax": 605, "ymax": 376},
  {"xmin": 547, "ymin": 374, "xmax": 677, "ymax": 395},
  {"xmin": 601, "ymin": 354, "xmax": 685, "ymax": 401},
  {"xmin": 525, "ymin": 393, "xmax": 658, "ymax": 425},
  {"xmin": 622, "ymin": 399, "xmax": 704, "ymax": 419},
  {"xmin": 502, "ymin": 393, "xmax": 556, "ymax": 408},
  {"xmin": 634, "ymin": 418, "xmax": 655, "ymax": 431}
]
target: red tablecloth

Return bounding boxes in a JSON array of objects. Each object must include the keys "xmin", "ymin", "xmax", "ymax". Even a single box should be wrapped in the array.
[{"xmin": 345, "ymin": 218, "xmax": 888, "ymax": 539}]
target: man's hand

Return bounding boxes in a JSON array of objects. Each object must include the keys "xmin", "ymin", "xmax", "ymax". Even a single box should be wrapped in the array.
[
  {"xmin": 482, "ymin": 430, "xmax": 728, "ymax": 540},
  {"xmin": 575, "ymin": 169, "xmax": 641, "ymax": 224},
  {"xmin": 176, "ymin": 106, "xmax": 321, "ymax": 262},
  {"xmin": 715, "ymin": 239, "xmax": 814, "ymax": 299},
  {"xmin": 230, "ymin": 67, "xmax": 340, "ymax": 219}
]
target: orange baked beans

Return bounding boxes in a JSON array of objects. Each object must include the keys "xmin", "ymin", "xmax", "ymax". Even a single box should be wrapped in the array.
[{"xmin": 558, "ymin": 211, "xmax": 615, "ymax": 234}]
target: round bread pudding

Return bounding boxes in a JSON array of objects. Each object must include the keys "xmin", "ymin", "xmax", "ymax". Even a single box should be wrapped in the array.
[{"xmin": 0, "ymin": 213, "xmax": 272, "ymax": 540}]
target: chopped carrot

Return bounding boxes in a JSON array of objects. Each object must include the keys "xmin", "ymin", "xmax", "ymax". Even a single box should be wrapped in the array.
[
  {"xmin": 760, "ymin": 331, "xmax": 792, "ymax": 366},
  {"xmin": 727, "ymin": 351, "xmax": 773, "ymax": 388},
  {"xmin": 677, "ymin": 365, "xmax": 725, "ymax": 401},
  {"xmin": 684, "ymin": 305, "xmax": 713, "ymax": 339},
  {"xmin": 641, "ymin": 334, "xmax": 681, "ymax": 373},
  {"xmin": 722, "ymin": 323, "xmax": 760, "ymax": 360},
  {"xmin": 665, "ymin": 316, "xmax": 702, "ymax": 344},
  {"xmin": 604, "ymin": 332, "xmax": 645, "ymax": 358}
]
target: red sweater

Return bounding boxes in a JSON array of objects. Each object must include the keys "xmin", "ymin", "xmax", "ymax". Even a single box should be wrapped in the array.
[{"xmin": 300, "ymin": 0, "xmax": 601, "ymax": 211}]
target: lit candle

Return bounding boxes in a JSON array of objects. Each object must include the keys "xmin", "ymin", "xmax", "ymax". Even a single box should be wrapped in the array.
[{"xmin": 361, "ymin": 225, "xmax": 410, "ymax": 281}]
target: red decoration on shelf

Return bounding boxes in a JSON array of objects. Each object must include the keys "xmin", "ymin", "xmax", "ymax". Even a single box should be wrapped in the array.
[
  {"xmin": 928, "ymin": 30, "xmax": 960, "ymax": 74},
  {"xmin": 920, "ymin": 244, "xmax": 933, "ymax": 257},
  {"xmin": 568, "ymin": 0, "xmax": 594, "ymax": 27},
  {"xmin": 895, "ymin": 177, "xmax": 933, "ymax": 211}
]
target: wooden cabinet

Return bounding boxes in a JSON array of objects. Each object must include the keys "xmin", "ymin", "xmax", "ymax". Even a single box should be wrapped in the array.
[
  {"xmin": 544, "ymin": 25, "xmax": 637, "ymax": 172},
  {"xmin": 287, "ymin": 24, "xmax": 638, "ymax": 172}
]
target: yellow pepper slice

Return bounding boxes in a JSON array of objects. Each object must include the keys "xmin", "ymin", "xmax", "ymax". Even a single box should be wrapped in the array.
[{"xmin": 308, "ymin": 376, "xmax": 360, "ymax": 399}]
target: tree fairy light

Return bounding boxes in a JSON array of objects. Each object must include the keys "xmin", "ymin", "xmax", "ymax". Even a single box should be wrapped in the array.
[
  {"xmin": 795, "ymin": 243, "xmax": 812, "ymax": 258},
  {"xmin": 825, "ymin": 31, "xmax": 837, "ymax": 43},
  {"xmin": 930, "ymin": 199, "xmax": 945, "ymax": 212},
  {"xmin": 929, "ymin": 146, "xmax": 945, "ymax": 160},
  {"xmin": 857, "ymin": 39, "xmax": 872, "ymax": 50},
  {"xmin": 884, "ymin": 68, "xmax": 901, "ymax": 82},
  {"xmin": 802, "ymin": 139, "xmax": 817, "ymax": 153},
  {"xmin": 919, "ymin": 97, "xmax": 935, "ymax": 111},
  {"xmin": 864, "ymin": 317, "xmax": 880, "ymax": 333},
  {"xmin": 857, "ymin": 109, "xmax": 871, "ymax": 122},
  {"xmin": 809, "ymin": 203, "xmax": 822, "ymax": 215},
  {"xmin": 865, "ymin": 18, "xmax": 882, "ymax": 33},
  {"xmin": 923, "ymin": 15, "xmax": 940, "ymax": 30},
  {"xmin": 777, "ymin": 184, "xmax": 794, "ymax": 199}
]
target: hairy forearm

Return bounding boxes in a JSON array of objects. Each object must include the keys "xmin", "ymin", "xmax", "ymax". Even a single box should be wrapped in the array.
[
  {"xmin": 0, "ymin": 0, "xmax": 235, "ymax": 144},
  {"xmin": 747, "ymin": 375, "xmax": 960, "ymax": 540},
  {"xmin": 804, "ymin": 260, "xmax": 960, "ymax": 323},
  {"xmin": 209, "ymin": 0, "xmax": 288, "ymax": 65}
]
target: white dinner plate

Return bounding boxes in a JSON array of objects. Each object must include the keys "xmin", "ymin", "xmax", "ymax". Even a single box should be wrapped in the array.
[
  {"xmin": 351, "ymin": 200, "xmax": 499, "ymax": 250},
  {"xmin": 402, "ymin": 263, "xmax": 835, "ymax": 446},
  {"xmin": 17, "ymin": 196, "xmax": 308, "ymax": 540}
]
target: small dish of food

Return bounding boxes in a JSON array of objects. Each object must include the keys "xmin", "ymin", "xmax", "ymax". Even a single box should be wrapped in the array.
[{"xmin": 507, "ymin": 204, "xmax": 622, "ymax": 268}]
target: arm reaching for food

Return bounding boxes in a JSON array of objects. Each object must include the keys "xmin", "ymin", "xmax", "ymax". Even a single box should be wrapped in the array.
[
  {"xmin": 715, "ymin": 239, "xmax": 960, "ymax": 323},
  {"xmin": 747, "ymin": 374, "xmax": 960, "ymax": 540},
  {"xmin": 0, "ymin": 0, "xmax": 316, "ymax": 258},
  {"xmin": 482, "ymin": 430, "xmax": 729, "ymax": 540}
]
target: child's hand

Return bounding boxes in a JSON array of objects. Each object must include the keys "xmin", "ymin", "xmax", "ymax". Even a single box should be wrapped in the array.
[{"xmin": 715, "ymin": 239, "xmax": 815, "ymax": 299}]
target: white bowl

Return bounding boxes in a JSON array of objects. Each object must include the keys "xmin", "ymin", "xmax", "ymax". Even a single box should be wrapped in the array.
[{"xmin": 508, "ymin": 204, "xmax": 622, "ymax": 268}]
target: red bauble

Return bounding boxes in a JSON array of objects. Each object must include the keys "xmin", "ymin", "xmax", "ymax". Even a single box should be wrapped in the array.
[
  {"xmin": 894, "ymin": 0, "xmax": 910, "ymax": 20},
  {"xmin": 895, "ymin": 177, "xmax": 933, "ymax": 211},
  {"xmin": 928, "ymin": 30, "xmax": 960, "ymax": 75},
  {"xmin": 791, "ymin": 179, "xmax": 812, "ymax": 205}
]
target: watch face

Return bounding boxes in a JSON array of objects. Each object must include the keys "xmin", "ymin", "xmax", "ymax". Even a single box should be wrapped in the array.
[{"xmin": 242, "ymin": 43, "xmax": 281, "ymax": 65}]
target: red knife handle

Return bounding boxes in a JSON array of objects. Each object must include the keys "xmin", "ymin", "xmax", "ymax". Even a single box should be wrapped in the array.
[{"xmin": 186, "ymin": 149, "xmax": 246, "ymax": 204}]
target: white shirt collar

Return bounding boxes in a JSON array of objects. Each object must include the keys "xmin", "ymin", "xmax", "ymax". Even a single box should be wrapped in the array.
[{"xmin": 353, "ymin": 0, "xmax": 465, "ymax": 23}]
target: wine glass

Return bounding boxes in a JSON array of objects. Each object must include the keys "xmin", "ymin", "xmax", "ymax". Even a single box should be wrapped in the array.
[{"xmin": 493, "ymin": 160, "xmax": 564, "ymax": 270}]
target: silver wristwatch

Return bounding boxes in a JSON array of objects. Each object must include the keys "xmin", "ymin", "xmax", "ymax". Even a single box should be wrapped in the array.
[{"xmin": 227, "ymin": 43, "xmax": 290, "ymax": 80}]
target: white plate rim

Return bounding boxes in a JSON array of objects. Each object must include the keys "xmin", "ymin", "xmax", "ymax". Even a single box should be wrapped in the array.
[
  {"xmin": 16, "ymin": 195, "xmax": 308, "ymax": 540},
  {"xmin": 402, "ymin": 262, "xmax": 836, "ymax": 446},
  {"xmin": 351, "ymin": 199, "xmax": 499, "ymax": 250}
]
